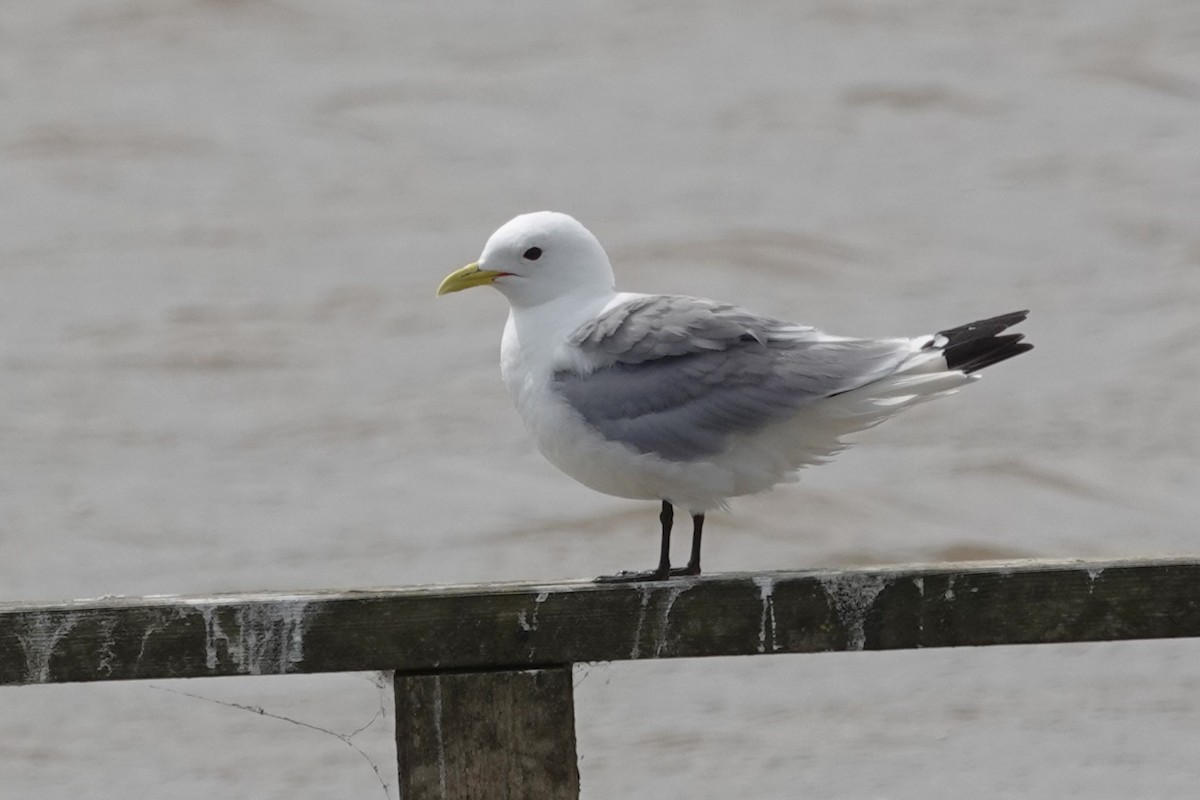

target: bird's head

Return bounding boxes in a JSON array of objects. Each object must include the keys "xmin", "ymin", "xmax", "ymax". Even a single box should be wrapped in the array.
[{"xmin": 437, "ymin": 211, "xmax": 616, "ymax": 308}]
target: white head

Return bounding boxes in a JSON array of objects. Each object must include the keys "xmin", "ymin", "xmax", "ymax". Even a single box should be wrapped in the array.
[{"xmin": 437, "ymin": 212, "xmax": 616, "ymax": 308}]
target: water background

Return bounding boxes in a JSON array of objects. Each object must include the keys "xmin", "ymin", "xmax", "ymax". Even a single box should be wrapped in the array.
[{"xmin": 3, "ymin": 1, "xmax": 1199, "ymax": 796}]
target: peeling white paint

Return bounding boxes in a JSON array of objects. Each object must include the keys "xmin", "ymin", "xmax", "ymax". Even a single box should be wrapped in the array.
[
  {"xmin": 943, "ymin": 575, "xmax": 957, "ymax": 602},
  {"xmin": 519, "ymin": 591, "xmax": 552, "ymax": 662},
  {"xmin": 15, "ymin": 612, "xmax": 81, "ymax": 683},
  {"xmin": 627, "ymin": 582, "xmax": 694, "ymax": 659},
  {"xmin": 1086, "ymin": 567, "xmax": 1104, "ymax": 594},
  {"xmin": 195, "ymin": 601, "xmax": 312, "ymax": 675},
  {"xmin": 136, "ymin": 624, "xmax": 158, "ymax": 666},
  {"xmin": 519, "ymin": 591, "xmax": 551, "ymax": 633},
  {"xmin": 95, "ymin": 618, "xmax": 119, "ymax": 677},
  {"xmin": 914, "ymin": 576, "xmax": 926, "ymax": 635},
  {"xmin": 532, "ymin": 590, "xmax": 550, "ymax": 632},
  {"xmin": 752, "ymin": 576, "xmax": 779, "ymax": 653},
  {"xmin": 433, "ymin": 674, "xmax": 448, "ymax": 800},
  {"xmin": 134, "ymin": 607, "xmax": 188, "ymax": 667},
  {"xmin": 818, "ymin": 573, "xmax": 889, "ymax": 651},
  {"xmin": 199, "ymin": 607, "xmax": 220, "ymax": 671},
  {"xmin": 652, "ymin": 583, "xmax": 692, "ymax": 658},
  {"xmin": 629, "ymin": 587, "xmax": 655, "ymax": 659}
]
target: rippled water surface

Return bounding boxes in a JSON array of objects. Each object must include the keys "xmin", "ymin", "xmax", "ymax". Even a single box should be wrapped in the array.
[{"xmin": 3, "ymin": 1, "xmax": 1199, "ymax": 796}]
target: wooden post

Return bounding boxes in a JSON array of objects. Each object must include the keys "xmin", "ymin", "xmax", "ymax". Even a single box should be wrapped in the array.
[{"xmin": 394, "ymin": 667, "xmax": 580, "ymax": 800}]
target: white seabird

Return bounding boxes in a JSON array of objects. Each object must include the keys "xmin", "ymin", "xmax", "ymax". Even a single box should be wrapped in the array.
[{"xmin": 438, "ymin": 211, "xmax": 1032, "ymax": 581}]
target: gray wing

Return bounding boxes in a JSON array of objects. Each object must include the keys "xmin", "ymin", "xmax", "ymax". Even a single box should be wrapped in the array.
[{"xmin": 553, "ymin": 295, "xmax": 912, "ymax": 461}]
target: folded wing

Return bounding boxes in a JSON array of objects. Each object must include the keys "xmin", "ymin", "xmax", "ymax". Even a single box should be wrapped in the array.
[{"xmin": 553, "ymin": 295, "xmax": 915, "ymax": 461}]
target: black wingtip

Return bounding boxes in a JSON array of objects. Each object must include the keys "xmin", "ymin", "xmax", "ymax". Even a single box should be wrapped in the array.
[{"xmin": 935, "ymin": 310, "xmax": 1033, "ymax": 373}]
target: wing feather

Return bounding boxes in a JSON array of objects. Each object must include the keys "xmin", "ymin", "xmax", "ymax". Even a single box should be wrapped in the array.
[{"xmin": 554, "ymin": 296, "xmax": 912, "ymax": 461}]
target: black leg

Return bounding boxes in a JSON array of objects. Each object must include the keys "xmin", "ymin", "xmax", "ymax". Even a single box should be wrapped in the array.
[
  {"xmin": 655, "ymin": 501, "xmax": 674, "ymax": 577},
  {"xmin": 681, "ymin": 513, "xmax": 703, "ymax": 576},
  {"xmin": 595, "ymin": 500, "xmax": 680, "ymax": 583}
]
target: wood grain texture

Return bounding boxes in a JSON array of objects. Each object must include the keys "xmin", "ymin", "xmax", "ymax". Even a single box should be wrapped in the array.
[
  {"xmin": 395, "ymin": 668, "xmax": 579, "ymax": 800},
  {"xmin": 3, "ymin": 557, "xmax": 1199, "ymax": 685}
]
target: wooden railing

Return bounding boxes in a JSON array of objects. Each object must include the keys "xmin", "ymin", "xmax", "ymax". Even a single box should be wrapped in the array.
[{"xmin": 4, "ymin": 557, "xmax": 1200, "ymax": 798}]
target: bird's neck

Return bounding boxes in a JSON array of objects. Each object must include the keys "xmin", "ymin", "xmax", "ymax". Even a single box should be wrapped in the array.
[{"xmin": 504, "ymin": 289, "xmax": 617, "ymax": 371}]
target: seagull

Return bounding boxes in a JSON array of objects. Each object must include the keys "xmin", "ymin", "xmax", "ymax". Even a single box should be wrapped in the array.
[{"xmin": 438, "ymin": 211, "xmax": 1032, "ymax": 581}]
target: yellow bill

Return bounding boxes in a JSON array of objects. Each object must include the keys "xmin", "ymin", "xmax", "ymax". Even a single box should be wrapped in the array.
[{"xmin": 436, "ymin": 262, "xmax": 507, "ymax": 296}]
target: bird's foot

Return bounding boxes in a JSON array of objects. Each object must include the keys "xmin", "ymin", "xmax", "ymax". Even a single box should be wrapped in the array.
[{"xmin": 594, "ymin": 565, "xmax": 700, "ymax": 583}]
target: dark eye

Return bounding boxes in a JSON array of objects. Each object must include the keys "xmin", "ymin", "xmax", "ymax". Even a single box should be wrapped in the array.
[{"xmin": 523, "ymin": 247, "xmax": 542, "ymax": 261}]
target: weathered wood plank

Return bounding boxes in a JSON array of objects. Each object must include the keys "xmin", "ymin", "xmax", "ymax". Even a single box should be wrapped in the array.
[
  {"xmin": 395, "ymin": 667, "xmax": 579, "ymax": 800},
  {"xmin": 2, "ymin": 557, "xmax": 1200, "ymax": 686}
]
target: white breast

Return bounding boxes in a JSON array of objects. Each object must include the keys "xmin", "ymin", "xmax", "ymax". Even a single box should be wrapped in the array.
[{"xmin": 499, "ymin": 302, "xmax": 740, "ymax": 513}]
